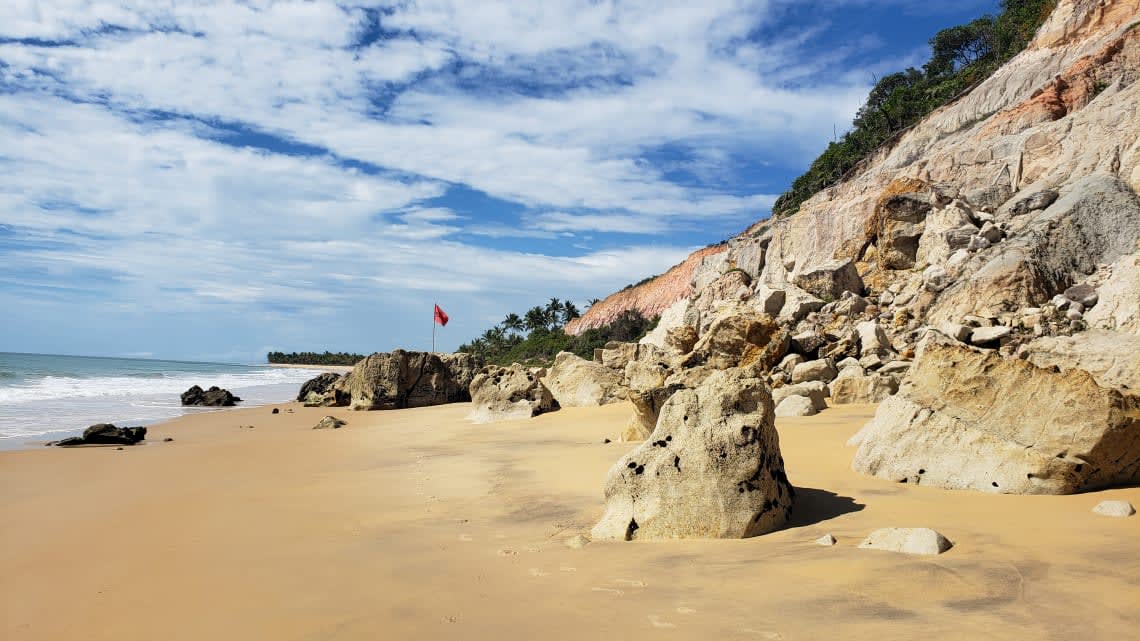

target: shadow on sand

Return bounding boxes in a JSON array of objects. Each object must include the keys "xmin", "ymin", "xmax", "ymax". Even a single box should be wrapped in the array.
[{"xmin": 779, "ymin": 487, "xmax": 865, "ymax": 531}]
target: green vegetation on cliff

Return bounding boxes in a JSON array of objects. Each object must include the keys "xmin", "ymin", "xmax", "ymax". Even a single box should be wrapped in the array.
[
  {"xmin": 771, "ymin": 0, "xmax": 1057, "ymax": 218},
  {"xmin": 266, "ymin": 351, "xmax": 365, "ymax": 366},
  {"xmin": 458, "ymin": 299, "xmax": 657, "ymax": 366}
]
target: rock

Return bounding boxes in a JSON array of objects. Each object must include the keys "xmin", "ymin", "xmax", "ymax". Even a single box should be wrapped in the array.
[
  {"xmin": 792, "ymin": 259, "xmax": 864, "ymax": 300},
  {"xmin": 271, "ymin": 408, "xmax": 279, "ymax": 414},
  {"xmin": 875, "ymin": 191, "xmax": 932, "ymax": 269},
  {"xmin": 1065, "ymin": 307, "xmax": 1084, "ymax": 321},
  {"xmin": 965, "ymin": 183, "xmax": 1012, "ymax": 211},
  {"xmin": 639, "ymin": 298, "xmax": 691, "ymax": 350},
  {"xmin": 923, "ymin": 266, "xmax": 951, "ymax": 292},
  {"xmin": 937, "ymin": 321, "xmax": 972, "ymax": 342},
  {"xmin": 565, "ymin": 534, "xmax": 592, "ymax": 549},
  {"xmin": 815, "ymin": 533, "xmax": 838, "ymax": 546},
  {"xmin": 836, "ymin": 357, "xmax": 861, "ymax": 370},
  {"xmin": 790, "ymin": 359, "xmax": 837, "ymax": 384},
  {"xmin": 945, "ymin": 226, "xmax": 979, "ymax": 252},
  {"xmin": 751, "ymin": 283, "xmax": 786, "ymax": 317},
  {"xmin": 1063, "ymin": 283, "xmax": 1098, "ymax": 308},
  {"xmin": 1092, "ymin": 500, "xmax": 1135, "ymax": 517},
  {"xmin": 775, "ymin": 394, "xmax": 818, "ymax": 417},
  {"xmin": 836, "ymin": 365, "xmax": 865, "ymax": 380},
  {"xmin": 1009, "ymin": 189, "xmax": 1059, "ymax": 216},
  {"xmin": 833, "ymin": 291, "xmax": 870, "ymax": 317},
  {"xmin": 858, "ymin": 528, "xmax": 953, "ymax": 555},
  {"xmin": 681, "ymin": 309, "xmax": 789, "ymax": 372},
  {"xmin": 468, "ymin": 364, "xmax": 559, "ymax": 423},
  {"xmin": 623, "ymin": 384, "xmax": 682, "ymax": 442},
  {"xmin": 181, "ymin": 385, "xmax": 241, "ymax": 407},
  {"xmin": 542, "ymin": 352, "xmax": 627, "ymax": 407},
  {"xmin": 296, "ymin": 372, "xmax": 341, "ymax": 402},
  {"xmin": 791, "ymin": 330, "xmax": 825, "ymax": 356},
  {"xmin": 600, "ymin": 342, "xmax": 639, "ymax": 370},
  {"xmin": 829, "ymin": 375, "xmax": 899, "ymax": 404},
  {"xmin": 163, "ymin": 437, "xmax": 174, "ymax": 442},
  {"xmin": 969, "ymin": 325, "xmax": 1011, "ymax": 346},
  {"xmin": 664, "ymin": 325, "xmax": 698, "ymax": 354},
  {"xmin": 979, "ymin": 221, "xmax": 1003, "ymax": 244},
  {"xmin": 851, "ymin": 333, "xmax": 1140, "ymax": 494},
  {"xmin": 313, "ymin": 416, "xmax": 346, "ymax": 430},
  {"xmin": 685, "ymin": 269, "xmax": 754, "ymax": 334},
  {"xmin": 777, "ymin": 285, "xmax": 826, "ymax": 323},
  {"xmin": 344, "ymin": 350, "xmax": 480, "ymax": 410},
  {"xmin": 778, "ymin": 353, "xmax": 805, "ymax": 373},
  {"xmin": 439, "ymin": 352, "xmax": 485, "ymax": 395},
  {"xmin": 771, "ymin": 381, "xmax": 829, "ymax": 412},
  {"xmin": 967, "ymin": 235, "xmax": 991, "ymax": 252},
  {"xmin": 591, "ymin": 368, "xmax": 794, "ymax": 540},
  {"xmin": 878, "ymin": 361, "xmax": 911, "ymax": 376},
  {"xmin": 51, "ymin": 423, "xmax": 147, "ymax": 447},
  {"xmin": 855, "ymin": 321, "xmax": 891, "ymax": 356},
  {"xmin": 1019, "ymin": 331, "xmax": 1140, "ymax": 390}
]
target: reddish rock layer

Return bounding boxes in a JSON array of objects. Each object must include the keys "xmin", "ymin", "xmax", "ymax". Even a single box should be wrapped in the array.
[{"xmin": 565, "ymin": 245, "xmax": 728, "ymax": 335}]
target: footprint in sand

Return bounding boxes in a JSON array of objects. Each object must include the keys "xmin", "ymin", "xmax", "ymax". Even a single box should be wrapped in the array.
[
  {"xmin": 457, "ymin": 534, "xmax": 473, "ymax": 542},
  {"xmin": 675, "ymin": 606, "xmax": 697, "ymax": 614},
  {"xmin": 591, "ymin": 587, "xmax": 624, "ymax": 596},
  {"xmin": 528, "ymin": 568, "xmax": 549, "ymax": 577},
  {"xmin": 497, "ymin": 548, "xmax": 518, "ymax": 557},
  {"xmin": 647, "ymin": 615, "xmax": 676, "ymax": 629}
]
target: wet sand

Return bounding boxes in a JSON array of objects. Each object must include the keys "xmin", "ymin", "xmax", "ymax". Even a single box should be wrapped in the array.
[{"xmin": 2, "ymin": 401, "xmax": 1137, "ymax": 640}]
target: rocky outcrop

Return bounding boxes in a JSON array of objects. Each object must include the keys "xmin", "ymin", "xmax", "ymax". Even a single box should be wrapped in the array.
[
  {"xmin": 468, "ymin": 364, "xmax": 559, "ymax": 423},
  {"xmin": 858, "ymin": 528, "xmax": 953, "ymax": 556},
  {"xmin": 829, "ymin": 374, "xmax": 899, "ymax": 405},
  {"xmin": 49, "ymin": 424, "xmax": 147, "ymax": 447},
  {"xmin": 851, "ymin": 333, "xmax": 1140, "ymax": 494},
  {"xmin": 592, "ymin": 368, "xmax": 794, "ymax": 540},
  {"xmin": 312, "ymin": 416, "xmax": 346, "ymax": 430},
  {"xmin": 681, "ymin": 308, "xmax": 789, "ymax": 371},
  {"xmin": 296, "ymin": 372, "xmax": 349, "ymax": 407},
  {"xmin": 541, "ymin": 352, "xmax": 627, "ymax": 407},
  {"xmin": 181, "ymin": 385, "xmax": 241, "ymax": 407},
  {"xmin": 1018, "ymin": 330, "xmax": 1140, "ymax": 390},
  {"xmin": 344, "ymin": 350, "xmax": 482, "ymax": 411}
]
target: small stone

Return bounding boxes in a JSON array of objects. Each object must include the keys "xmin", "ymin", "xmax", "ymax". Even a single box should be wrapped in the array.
[
  {"xmin": 858, "ymin": 528, "xmax": 953, "ymax": 555},
  {"xmin": 1063, "ymin": 284, "xmax": 1098, "ymax": 308},
  {"xmin": 1092, "ymin": 500, "xmax": 1135, "ymax": 517},
  {"xmin": 603, "ymin": 438, "xmax": 612, "ymax": 444},
  {"xmin": 565, "ymin": 534, "xmax": 592, "ymax": 549},
  {"xmin": 923, "ymin": 266, "xmax": 951, "ymax": 292},
  {"xmin": 163, "ymin": 437, "xmax": 174, "ymax": 442},
  {"xmin": 970, "ymin": 326, "xmax": 1011, "ymax": 346},
  {"xmin": 775, "ymin": 394, "xmax": 818, "ymax": 417},
  {"xmin": 937, "ymin": 321, "xmax": 972, "ymax": 343},
  {"xmin": 815, "ymin": 533, "xmax": 837, "ymax": 546},
  {"xmin": 271, "ymin": 408, "xmax": 280, "ymax": 414},
  {"xmin": 313, "ymin": 416, "xmax": 347, "ymax": 430},
  {"xmin": 116, "ymin": 447, "xmax": 124, "ymax": 451},
  {"xmin": 967, "ymin": 235, "xmax": 991, "ymax": 252},
  {"xmin": 1065, "ymin": 308, "xmax": 1084, "ymax": 321},
  {"xmin": 1051, "ymin": 294, "xmax": 1071, "ymax": 310}
]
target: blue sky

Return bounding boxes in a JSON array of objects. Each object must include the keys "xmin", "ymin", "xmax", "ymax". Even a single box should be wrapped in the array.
[{"xmin": 0, "ymin": 0, "xmax": 995, "ymax": 362}]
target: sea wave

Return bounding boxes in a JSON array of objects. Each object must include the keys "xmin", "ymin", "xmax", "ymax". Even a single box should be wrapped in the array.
[{"xmin": 0, "ymin": 367, "xmax": 321, "ymax": 405}]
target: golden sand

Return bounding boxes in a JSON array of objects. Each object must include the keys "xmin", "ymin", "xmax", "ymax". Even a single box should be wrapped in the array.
[{"xmin": 2, "ymin": 401, "xmax": 1137, "ymax": 640}]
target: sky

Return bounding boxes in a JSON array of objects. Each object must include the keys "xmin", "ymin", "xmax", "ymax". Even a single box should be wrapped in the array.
[{"xmin": 0, "ymin": 0, "xmax": 996, "ymax": 363}]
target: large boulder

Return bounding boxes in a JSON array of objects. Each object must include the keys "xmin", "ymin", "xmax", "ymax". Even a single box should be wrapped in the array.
[
  {"xmin": 50, "ymin": 423, "xmax": 147, "ymax": 446},
  {"xmin": 467, "ymin": 364, "xmax": 559, "ymax": 423},
  {"xmin": 592, "ymin": 368, "xmax": 794, "ymax": 540},
  {"xmin": 1018, "ymin": 330, "xmax": 1140, "ymax": 391},
  {"xmin": 345, "ymin": 350, "xmax": 476, "ymax": 410},
  {"xmin": 829, "ymin": 374, "xmax": 899, "ymax": 404},
  {"xmin": 439, "ymin": 352, "xmax": 484, "ymax": 394},
  {"xmin": 541, "ymin": 352, "xmax": 627, "ymax": 407},
  {"xmin": 681, "ymin": 309, "xmax": 789, "ymax": 371},
  {"xmin": 181, "ymin": 385, "xmax": 241, "ymax": 407},
  {"xmin": 790, "ymin": 359, "xmax": 837, "ymax": 384},
  {"xmin": 771, "ymin": 381, "xmax": 828, "ymax": 412},
  {"xmin": 296, "ymin": 372, "xmax": 349, "ymax": 407},
  {"xmin": 1083, "ymin": 249, "xmax": 1140, "ymax": 336},
  {"xmin": 851, "ymin": 333, "xmax": 1140, "ymax": 494},
  {"xmin": 792, "ymin": 259, "xmax": 864, "ymax": 300},
  {"xmin": 775, "ymin": 394, "xmax": 817, "ymax": 417}
]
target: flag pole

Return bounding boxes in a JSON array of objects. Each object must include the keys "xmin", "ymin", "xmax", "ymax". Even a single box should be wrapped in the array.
[{"xmin": 432, "ymin": 303, "xmax": 436, "ymax": 354}]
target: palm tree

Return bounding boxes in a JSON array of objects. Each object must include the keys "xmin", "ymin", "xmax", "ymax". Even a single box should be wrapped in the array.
[
  {"xmin": 502, "ymin": 312, "xmax": 525, "ymax": 335},
  {"xmin": 545, "ymin": 298, "xmax": 564, "ymax": 329},
  {"xmin": 562, "ymin": 301, "xmax": 581, "ymax": 323},
  {"xmin": 524, "ymin": 306, "xmax": 547, "ymax": 333},
  {"xmin": 587, "ymin": 298, "xmax": 601, "ymax": 308}
]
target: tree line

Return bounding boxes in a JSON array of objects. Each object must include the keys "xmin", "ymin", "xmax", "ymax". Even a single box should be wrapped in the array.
[
  {"xmin": 266, "ymin": 351, "xmax": 366, "ymax": 365},
  {"xmin": 771, "ymin": 0, "xmax": 1058, "ymax": 218},
  {"xmin": 457, "ymin": 298, "xmax": 657, "ymax": 366}
]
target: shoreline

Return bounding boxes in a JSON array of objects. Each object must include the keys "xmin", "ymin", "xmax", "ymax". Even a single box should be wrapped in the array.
[{"xmin": 2, "ymin": 400, "xmax": 1137, "ymax": 640}]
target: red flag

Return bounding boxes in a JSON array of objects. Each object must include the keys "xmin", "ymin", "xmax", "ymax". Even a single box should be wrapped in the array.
[{"xmin": 433, "ymin": 304, "xmax": 449, "ymax": 327}]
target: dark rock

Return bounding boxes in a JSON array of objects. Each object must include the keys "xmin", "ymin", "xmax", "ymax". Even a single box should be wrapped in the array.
[
  {"xmin": 1010, "ymin": 189, "xmax": 1059, "ymax": 216},
  {"xmin": 181, "ymin": 385, "xmax": 240, "ymax": 406},
  {"xmin": 52, "ymin": 423, "xmax": 147, "ymax": 447},
  {"xmin": 296, "ymin": 372, "xmax": 342, "ymax": 403},
  {"xmin": 164, "ymin": 437, "xmax": 174, "ymax": 442},
  {"xmin": 271, "ymin": 408, "xmax": 280, "ymax": 414},
  {"xmin": 1063, "ymin": 283, "xmax": 1098, "ymax": 308}
]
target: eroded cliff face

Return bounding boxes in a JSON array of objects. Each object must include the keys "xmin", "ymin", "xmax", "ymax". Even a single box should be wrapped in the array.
[
  {"xmin": 582, "ymin": 0, "xmax": 1140, "ymax": 338},
  {"xmin": 565, "ymin": 244, "xmax": 728, "ymax": 334}
]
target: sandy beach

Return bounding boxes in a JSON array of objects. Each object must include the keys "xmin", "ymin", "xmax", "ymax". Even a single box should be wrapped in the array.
[{"xmin": 2, "ymin": 401, "xmax": 1137, "ymax": 641}]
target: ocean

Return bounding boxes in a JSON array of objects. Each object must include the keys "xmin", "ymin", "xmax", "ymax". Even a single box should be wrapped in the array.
[{"xmin": 0, "ymin": 352, "xmax": 327, "ymax": 447}]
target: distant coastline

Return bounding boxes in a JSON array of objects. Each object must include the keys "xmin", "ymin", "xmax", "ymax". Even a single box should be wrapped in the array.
[{"xmin": 266, "ymin": 363, "xmax": 353, "ymax": 373}]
